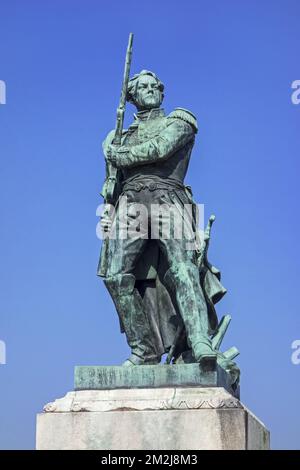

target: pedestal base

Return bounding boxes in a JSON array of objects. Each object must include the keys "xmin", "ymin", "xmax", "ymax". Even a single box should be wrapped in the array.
[
  {"xmin": 74, "ymin": 363, "xmax": 239, "ymax": 397},
  {"xmin": 36, "ymin": 386, "xmax": 269, "ymax": 450}
]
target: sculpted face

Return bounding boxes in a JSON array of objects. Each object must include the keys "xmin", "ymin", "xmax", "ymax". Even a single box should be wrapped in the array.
[{"xmin": 133, "ymin": 75, "xmax": 163, "ymax": 111}]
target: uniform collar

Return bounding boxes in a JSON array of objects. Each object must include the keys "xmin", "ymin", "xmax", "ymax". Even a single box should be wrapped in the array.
[{"xmin": 134, "ymin": 108, "xmax": 165, "ymax": 122}]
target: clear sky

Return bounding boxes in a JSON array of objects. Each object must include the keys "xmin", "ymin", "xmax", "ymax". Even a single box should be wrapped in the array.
[{"xmin": 0, "ymin": 0, "xmax": 299, "ymax": 449}]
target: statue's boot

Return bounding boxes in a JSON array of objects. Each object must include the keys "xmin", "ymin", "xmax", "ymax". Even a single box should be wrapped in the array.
[
  {"xmin": 164, "ymin": 262, "xmax": 217, "ymax": 363},
  {"xmin": 104, "ymin": 273, "xmax": 160, "ymax": 366}
]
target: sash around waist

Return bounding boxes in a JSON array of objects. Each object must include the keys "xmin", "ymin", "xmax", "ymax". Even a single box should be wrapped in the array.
[{"xmin": 122, "ymin": 175, "xmax": 187, "ymax": 192}]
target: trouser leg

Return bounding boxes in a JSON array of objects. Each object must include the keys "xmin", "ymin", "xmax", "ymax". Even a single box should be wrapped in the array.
[
  {"xmin": 163, "ymin": 260, "xmax": 215, "ymax": 360},
  {"xmin": 155, "ymin": 188, "xmax": 216, "ymax": 361},
  {"xmin": 156, "ymin": 189, "xmax": 216, "ymax": 362}
]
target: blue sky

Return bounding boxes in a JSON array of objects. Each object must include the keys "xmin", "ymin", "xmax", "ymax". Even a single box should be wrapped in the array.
[{"xmin": 0, "ymin": 0, "xmax": 300, "ymax": 449}]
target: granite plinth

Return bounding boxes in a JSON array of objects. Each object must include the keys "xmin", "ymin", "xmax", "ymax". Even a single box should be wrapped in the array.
[{"xmin": 37, "ymin": 386, "xmax": 269, "ymax": 450}]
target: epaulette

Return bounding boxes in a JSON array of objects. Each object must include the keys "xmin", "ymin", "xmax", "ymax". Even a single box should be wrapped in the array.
[{"xmin": 168, "ymin": 107, "xmax": 198, "ymax": 133}]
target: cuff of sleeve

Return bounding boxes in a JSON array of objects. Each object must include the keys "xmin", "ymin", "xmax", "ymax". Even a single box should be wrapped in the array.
[{"xmin": 116, "ymin": 147, "xmax": 130, "ymax": 166}]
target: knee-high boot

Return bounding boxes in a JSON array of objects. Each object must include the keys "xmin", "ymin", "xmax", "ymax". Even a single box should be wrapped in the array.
[{"xmin": 104, "ymin": 273, "xmax": 159, "ymax": 365}]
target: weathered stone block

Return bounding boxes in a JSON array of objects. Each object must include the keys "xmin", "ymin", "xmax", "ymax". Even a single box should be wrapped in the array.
[{"xmin": 36, "ymin": 386, "xmax": 269, "ymax": 450}]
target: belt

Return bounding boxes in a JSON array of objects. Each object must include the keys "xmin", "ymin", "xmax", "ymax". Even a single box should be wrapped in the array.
[{"xmin": 122, "ymin": 178, "xmax": 186, "ymax": 193}]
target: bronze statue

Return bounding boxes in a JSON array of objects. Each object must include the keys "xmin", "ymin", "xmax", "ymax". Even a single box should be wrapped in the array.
[{"xmin": 97, "ymin": 35, "xmax": 239, "ymax": 387}]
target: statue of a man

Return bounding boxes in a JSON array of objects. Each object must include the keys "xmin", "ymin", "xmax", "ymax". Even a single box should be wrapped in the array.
[{"xmin": 98, "ymin": 70, "xmax": 225, "ymax": 367}]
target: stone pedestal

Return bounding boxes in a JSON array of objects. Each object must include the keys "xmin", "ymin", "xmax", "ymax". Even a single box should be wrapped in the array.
[{"xmin": 36, "ymin": 365, "xmax": 269, "ymax": 450}]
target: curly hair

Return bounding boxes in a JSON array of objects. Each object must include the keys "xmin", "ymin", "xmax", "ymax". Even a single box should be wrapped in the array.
[{"xmin": 126, "ymin": 70, "xmax": 164, "ymax": 104}]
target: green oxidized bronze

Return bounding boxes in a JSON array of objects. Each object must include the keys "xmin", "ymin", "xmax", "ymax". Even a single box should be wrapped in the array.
[{"xmin": 97, "ymin": 35, "xmax": 240, "ymax": 388}]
